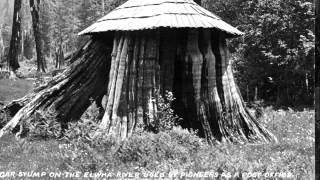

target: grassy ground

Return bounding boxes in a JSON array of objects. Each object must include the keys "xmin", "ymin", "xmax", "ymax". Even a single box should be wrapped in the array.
[
  {"xmin": 0, "ymin": 80, "xmax": 315, "ymax": 180},
  {"xmin": 0, "ymin": 79, "xmax": 33, "ymax": 103}
]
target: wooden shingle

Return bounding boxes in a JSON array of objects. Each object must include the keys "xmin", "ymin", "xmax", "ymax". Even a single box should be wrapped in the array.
[{"xmin": 78, "ymin": 0, "xmax": 243, "ymax": 36}]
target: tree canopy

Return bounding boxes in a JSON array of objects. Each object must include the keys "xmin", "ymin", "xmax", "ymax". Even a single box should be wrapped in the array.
[{"xmin": 204, "ymin": 0, "xmax": 314, "ymax": 106}]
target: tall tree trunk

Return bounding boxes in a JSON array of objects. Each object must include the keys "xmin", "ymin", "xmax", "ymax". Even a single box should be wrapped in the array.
[
  {"xmin": 315, "ymin": 0, "xmax": 320, "ymax": 178},
  {"xmin": 8, "ymin": 0, "xmax": 22, "ymax": 72},
  {"xmin": 101, "ymin": 0, "xmax": 105, "ymax": 13},
  {"xmin": 20, "ymin": 30, "xmax": 24, "ymax": 61},
  {"xmin": 55, "ymin": 44, "xmax": 64, "ymax": 69},
  {"xmin": 0, "ymin": 26, "xmax": 4, "ymax": 64},
  {"xmin": 254, "ymin": 86, "xmax": 258, "ymax": 101},
  {"xmin": 59, "ymin": 45, "xmax": 64, "ymax": 67},
  {"xmin": 246, "ymin": 85, "xmax": 250, "ymax": 103},
  {"xmin": 23, "ymin": 31, "xmax": 33, "ymax": 60},
  {"xmin": 30, "ymin": 0, "xmax": 46, "ymax": 72}
]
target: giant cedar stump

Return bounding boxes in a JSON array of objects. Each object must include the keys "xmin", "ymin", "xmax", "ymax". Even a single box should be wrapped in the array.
[{"xmin": 0, "ymin": 30, "xmax": 276, "ymax": 143}]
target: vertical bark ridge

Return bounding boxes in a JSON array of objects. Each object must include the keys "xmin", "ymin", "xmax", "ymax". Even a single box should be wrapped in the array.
[
  {"xmin": 137, "ymin": 35, "xmax": 146, "ymax": 127},
  {"xmin": 211, "ymin": 32, "xmax": 276, "ymax": 143},
  {"xmin": 118, "ymin": 37, "xmax": 131, "ymax": 140},
  {"xmin": 131, "ymin": 34, "xmax": 141, "ymax": 135},
  {"xmin": 155, "ymin": 31, "xmax": 161, "ymax": 95},
  {"xmin": 183, "ymin": 29, "xmax": 204, "ymax": 137},
  {"xmin": 127, "ymin": 34, "xmax": 137, "ymax": 137},
  {"xmin": 100, "ymin": 35, "xmax": 125, "ymax": 130},
  {"xmin": 100, "ymin": 33, "xmax": 130, "ymax": 137},
  {"xmin": 159, "ymin": 29, "xmax": 177, "ymax": 93},
  {"xmin": 107, "ymin": 33, "xmax": 120, "ymax": 98},
  {"xmin": 225, "ymin": 46, "xmax": 277, "ymax": 142},
  {"xmin": 199, "ymin": 29, "xmax": 223, "ymax": 142},
  {"xmin": 212, "ymin": 31, "xmax": 234, "ymax": 142},
  {"xmin": 173, "ymin": 30, "xmax": 190, "ymax": 129},
  {"xmin": 111, "ymin": 35, "xmax": 129, "ymax": 123},
  {"xmin": 153, "ymin": 31, "xmax": 161, "ymax": 121},
  {"xmin": 98, "ymin": 31, "xmax": 161, "ymax": 137},
  {"xmin": 221, "ymin": 33, "xmax": 253, "ymax": 142},
  {"xmin": 143, "ymin": 32, "xmax": 159, "ymax": 127}
]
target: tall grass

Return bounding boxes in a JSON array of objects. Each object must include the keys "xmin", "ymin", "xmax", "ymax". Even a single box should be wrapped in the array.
[
  {"xmin": 0, "ymin": 79, "xmax": 33, "ymax": 102},
  {"xmin": 0, "ymin": 80, "xmax": 314, "ymax": 179},
  {"xmin": 56, "ymin": 107, "xmax": 314, "ymax": 179}
]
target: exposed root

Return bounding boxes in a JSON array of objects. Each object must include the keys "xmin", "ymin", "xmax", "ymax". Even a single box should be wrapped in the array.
[{"xmin": 0, "ymin": 36, "xmax": 112, "ymax": 139}]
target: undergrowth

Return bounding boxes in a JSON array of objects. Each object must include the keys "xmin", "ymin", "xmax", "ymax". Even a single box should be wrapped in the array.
[
  {"xmin": 56, "ymin": 106, "xmax": 314, "ymax": 179},
  {"xmin": 0, "ymin": 83, "xmax": 314, "ymax": 179}
]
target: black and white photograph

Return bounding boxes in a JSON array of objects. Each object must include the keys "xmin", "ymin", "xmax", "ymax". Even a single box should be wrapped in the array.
[{"xmin": 0, "ymin": 0, "xmax": 316, "ymax": 179}]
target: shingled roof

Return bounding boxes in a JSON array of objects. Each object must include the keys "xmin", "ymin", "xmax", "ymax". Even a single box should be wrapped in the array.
[{"xmin": 78, "ymin": 0, "xmax": 243, "ymax": 36}]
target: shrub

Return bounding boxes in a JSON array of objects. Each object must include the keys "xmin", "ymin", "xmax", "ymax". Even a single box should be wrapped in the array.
[
  {"xmin": 26, "ymin": 110, "xmax": 62, "ymax": 139},
  {"xmin": 146, "ymin": 90, "xmax": 181, "ymax": 133},
  {"xmin": 59, "ymin": 125, "xmax": 206, "ymax": 172},
  {"xmin": 58, "ymin": 102, "xmax": 120, "ymax": 172},
  {"xmin": 63, "ymin": 102, "xmax": 101, "ymax": 141}
]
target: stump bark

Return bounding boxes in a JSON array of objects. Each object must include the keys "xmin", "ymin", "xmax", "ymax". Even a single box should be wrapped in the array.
[
  {"xmin": 172, "ymin": 29, "xmax": 275, "ymax": 143},
  {"xmin": 0, "ymin": 30, "xmax": 276, "ymax": 143},
  {"xmin": 99, "ymin": 31, "xmax": 160, "ymax": 140}
]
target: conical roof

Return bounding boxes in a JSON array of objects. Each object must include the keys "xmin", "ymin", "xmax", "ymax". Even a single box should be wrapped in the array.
[{"xmin": 78, "ymin": 0, "xmax": 243, "ymax": 36}]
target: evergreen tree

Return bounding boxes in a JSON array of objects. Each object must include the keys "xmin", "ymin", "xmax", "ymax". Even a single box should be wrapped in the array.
[
  {"xmin": 8, "ymin": 0, "xmax": 22, "ymax": 72},
  {"xmin": 30, "ymin": 0, "xmax": 46, "ymax": 72}
]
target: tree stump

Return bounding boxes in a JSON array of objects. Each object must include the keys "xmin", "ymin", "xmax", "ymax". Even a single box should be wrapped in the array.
[{"xmin": 0, "ymin": 30, "xmax": 276, "ymax": 143}]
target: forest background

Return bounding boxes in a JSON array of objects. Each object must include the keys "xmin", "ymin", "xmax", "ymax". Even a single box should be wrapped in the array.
[{"xmin": 0, "ymin": 0, "xmax": 315, "ymax": 108}]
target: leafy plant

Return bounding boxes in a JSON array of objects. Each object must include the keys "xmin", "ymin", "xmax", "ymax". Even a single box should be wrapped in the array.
[
  {"xmin": 26, "ymin": 110, "xmax": 62, "ymax": 139},
  {"xmin": 146, "ymin": 90, "xmax": 182, "ymax": 133}
]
